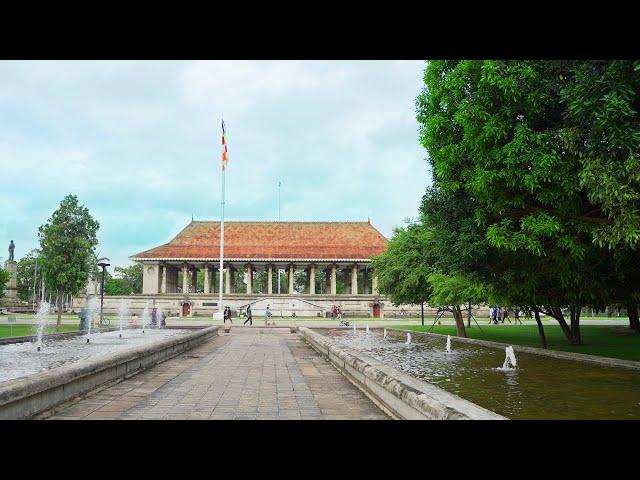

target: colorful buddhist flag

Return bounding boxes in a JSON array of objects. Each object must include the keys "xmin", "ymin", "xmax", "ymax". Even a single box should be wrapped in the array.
[{"xmin": 221, "ymin": 119, "xmax": 229, "ymax": 171}]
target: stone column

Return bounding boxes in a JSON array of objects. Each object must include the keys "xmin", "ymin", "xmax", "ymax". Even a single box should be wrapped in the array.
[
  {"xmin": 288, "ymin": 264, "xmax": 295, "ymax": 294},
  {"xmin": 246, "ymin": 264, "xmax": 253, "ymax": 295},
  {"xmin": 161, "ymin": 264, "xmax": 167, "ymax": 294},
  {"xmin": 182, "ymin": 265, "xmax": 188, "ymax": 294},
  {"xmin": 351, "ymin": 264, "xmax": 358, "ymax": 295},
  {"xmin": 267, "ymin": 264, "xmax": 273, "ymax": 295},
  {"xmin": 372, "ymin": 275, "xmax": 379, "ymax": 295},
  {"xmin": 308, "ymin": 264, "xmax": 316, "ymax": 295},
  {"xmin": 330, "ymin": 264, "xmax": 337, "ymax": 295},
  {"xmin": 203, "ymin": 264, "xmax": 210, "ymax": 294},
  {"xmin": 226, "ymin": 266, "xmax": 232, "ymax": 294}
]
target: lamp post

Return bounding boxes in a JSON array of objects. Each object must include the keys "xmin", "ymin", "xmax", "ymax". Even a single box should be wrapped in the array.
[{"xmin": 97, "ymin": 258, "xmax": 110, "ymax": 327}]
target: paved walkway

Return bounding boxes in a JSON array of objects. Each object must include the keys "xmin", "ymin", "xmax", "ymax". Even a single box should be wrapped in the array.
[{"xmin": 44, "ymin": 329, "xmax": 388, "ymax": 420}]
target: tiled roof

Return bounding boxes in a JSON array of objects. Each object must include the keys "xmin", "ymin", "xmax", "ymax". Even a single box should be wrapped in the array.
[{"xmin": 130, "ymin": 221, "xmax": 388, "ymax": 262}]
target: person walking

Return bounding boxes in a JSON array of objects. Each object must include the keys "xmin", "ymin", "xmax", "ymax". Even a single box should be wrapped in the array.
[
  {"xmin": 226, "ymin": 306, "xmax": 233, "ymax": 324},
  {"xmin": 244, "ymin": 305, "xmax": 253, "ymax": 326},
  {"xmin": 264, "ymin": 305, "xmax": 272, "ymax": 326},
  {"xmin": 331, "ymin": 305, "xmax": 337, "ymax": 321}
]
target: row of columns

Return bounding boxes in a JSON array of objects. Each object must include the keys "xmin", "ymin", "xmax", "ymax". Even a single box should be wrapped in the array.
[{"xmin": 157, "ymin": 262, "xmax": 379, "ymax": 295}]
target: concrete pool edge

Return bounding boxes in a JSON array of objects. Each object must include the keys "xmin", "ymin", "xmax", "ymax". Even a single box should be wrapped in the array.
[
  {"xmin": 388, "ymin": 328, "xmax": 640, "ymax": 371},
  {"xmin": 0, "ymin": 326, "xmax": 222, "ymax": 420},
  {"xmin": 299, "ymin": 327, "xmax": 507, "ymax": 420}
]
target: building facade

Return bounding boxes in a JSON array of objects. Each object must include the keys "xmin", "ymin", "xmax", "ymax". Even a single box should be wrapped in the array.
[{"xmin": 126, "ymin": 220, "xmax": 394, "ymax": 317}]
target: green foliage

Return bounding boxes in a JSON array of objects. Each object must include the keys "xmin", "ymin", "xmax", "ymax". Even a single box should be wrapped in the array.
[
  {"xmin": 113, "ymin": 264, "xmax": 143, "ymax": 294},
  {"xmin": 371, "ymin": 220, "xmax": 434, "ymax": 306},
  {"xmin": 0, "ymin": 268, "xmax": 9, "ymax": 300},
  {"xmin": 15, "ymin": 250, "xmax": 42, "ymax": 301},
  {"xmin": 104, "ymin": 277, "xmax": 130, "ymax": 295},
  {"xmin": 427, "ymin": 273, "xmax": 489, "ymax": 307},
  {"xmin": 38, "ymin": 195, "xmax": 99, "ymax": 325},
  {"xmin": 416, "ymin": 60, "xmax": 640, "ymax": 343}
]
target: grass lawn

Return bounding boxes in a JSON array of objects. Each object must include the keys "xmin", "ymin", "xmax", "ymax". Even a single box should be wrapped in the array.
[
  {"xmin": 393, "ymin": 324, "xmax": 640, "ymax": 362},
  {"xmin": 0, "ymin": 324, "xmax": 79, "ymax": 339}
]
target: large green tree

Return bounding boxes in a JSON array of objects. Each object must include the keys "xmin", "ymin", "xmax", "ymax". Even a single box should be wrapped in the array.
[
  {"xmin": 39, "ymin": 195, "xmax": 99, "ymax": 330},
  {"xmin": 416, "ymin": 60, "xmax": 640, "ymax": 344}
]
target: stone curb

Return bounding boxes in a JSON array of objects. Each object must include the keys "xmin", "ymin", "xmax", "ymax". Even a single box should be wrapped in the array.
[
  {"xmin": 299, "ymin": 327, "xmax": 506, "ymax": 420},
  {"xmin": 392, "ymin": 328, "xmax": 640, "ymax": 371},
  {"xmin": 0, "ymin": 326, "xmax": 221, "ymax": 420}
]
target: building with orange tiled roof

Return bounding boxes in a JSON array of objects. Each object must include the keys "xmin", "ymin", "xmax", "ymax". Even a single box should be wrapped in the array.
[{"xmin": 128, "ymin": 220, "xmax": 391, "ymax": 317}]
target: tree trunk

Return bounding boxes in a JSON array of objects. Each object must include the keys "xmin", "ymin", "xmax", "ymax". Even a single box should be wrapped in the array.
[
  {"xmin": 546, "ymin": 306, "xmax": 578, "ymax": 344},
  {"xmin": 453, "ymin": 306, "xmax": 467, "ymax": 338},
  {"xmin": 56, "ymin": 287, "xmax": 63, "ymax": 331},
  {"xmin": 570, "ymin": 305, "xmax": 582, "ymax": 345},
  {"xmin": 421, "ymin": 301, "xmax": 424, "ymax": 326},
  {"xmin": 626, "ymin": 304, "xmax": 640, "ymax": 331},
  {"xmin": 467, "ymin": 301, "xmax": 471, "ymax": 328},
  {"xmin": 533, "ymin": 308, "xmax": 547, "ymax": 349}
]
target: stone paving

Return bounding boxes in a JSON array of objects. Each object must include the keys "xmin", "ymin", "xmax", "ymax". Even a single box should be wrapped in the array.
[{"xmin": 45, "ymin": 329, "xmax": 388, "ymax": 420}]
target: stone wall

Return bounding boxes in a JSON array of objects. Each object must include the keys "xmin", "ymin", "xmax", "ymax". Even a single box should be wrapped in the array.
[
  {"xmin": 299, "ymin": 327, "xmax": 506, "ymax": 420},
  {"xmin": 73, "ymin": 293, "xmax": 489, "ymax": 318}
]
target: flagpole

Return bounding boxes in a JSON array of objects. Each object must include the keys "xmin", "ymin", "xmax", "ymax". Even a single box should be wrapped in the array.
[{"xmin": 218, "ymin": 164, "xmax": 225, "ymax": 316}]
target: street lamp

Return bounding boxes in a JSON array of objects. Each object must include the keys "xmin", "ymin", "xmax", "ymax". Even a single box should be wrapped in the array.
[{"xmin": 97, "ymin": 258, "xmax": 110, "ymax": 327}]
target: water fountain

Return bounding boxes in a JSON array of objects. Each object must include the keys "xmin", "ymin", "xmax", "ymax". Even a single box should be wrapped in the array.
[
  {"xmin": 365, "ymin": 325, "xmax": 369, "ymax": 334},
  {"xmin": 141, "ymin": 306, "xmax": 150, "ymax": 334},
  {"xmin": 85, "ymin": 296, "xmax": 99, "ymax": 343},
  {"xmin": 383, "ymin": 328, "xmax": 387, "ymax": 338},
  {"xmin": 117, "ymin": 298, "xmax": 131, "ymax": 338},
  {"xmin": 156, "ymin": 306, "xmax": 165, "ymax": 329},
  {"xmin": 498, "ymin": 346, "xmax": 517, "ymax": 370},
  {"xmin": 352, "ymin": 323, "xmax": 356, "ymax": 333},
  {"xmin": 446, "ymin": 335, "xmax": 452, "ymax": 354},
  {"xmin": 34, "ymin": 301, "xmax": 51, "ymax": 351},
  {"xmin": 405, "ymin": 332, "xmax": 411, "ymax": 344}
]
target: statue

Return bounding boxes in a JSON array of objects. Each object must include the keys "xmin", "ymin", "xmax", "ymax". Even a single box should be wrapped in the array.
[{"xmin": 8, "ymin": 240, "xmax": 14, "ymax": 261}]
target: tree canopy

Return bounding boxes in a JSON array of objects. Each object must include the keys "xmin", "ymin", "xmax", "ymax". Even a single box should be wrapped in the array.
[{"xmin": 38, "ymin": 195, "xmax": 99, "ymax": 329}]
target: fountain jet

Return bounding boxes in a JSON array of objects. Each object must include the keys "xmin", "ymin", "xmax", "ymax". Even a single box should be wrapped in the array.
[
  {"xmin": 85, "ymin": 297, "xmax": 99, "ymax": 343},
  {"xmin": 117, "ymin": 298, "xmax": 131, "ymax": 338},
  {"xmin": 405, "ymin": 332, "xmax": 411, "ymax": 344},
  {"xmin": 446, "ymin": 335, "xmax": 451, "ymax": 354},
  {"xmin": 35, "ymin": 301, "xmax": 51, "ymax": 351},
  {"xmin": 141, "ymin": 306, "xmax": 150, "ymax": 334},
  {"xmin": 365, "ymin": 325, "xmax": 369, "ymax": 334},
  {"xmin": 498, "ymin": 346, "xmax": 517, "ymax": 370},
  {"xmin": 383, "ymin": 328, "xmax": 387, "ymax": 338}
]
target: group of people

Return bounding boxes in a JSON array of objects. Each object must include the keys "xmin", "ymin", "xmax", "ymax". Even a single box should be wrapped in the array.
[
  {"xmin": 489, "ymin": 306, "xmax": 522, "ymax": 325},
  {"xmin": 222, "ymin": 305, "xmax": 276, "ymax": 327},
  {"xmin": 330, "ymin": 305, "xmax": 343, "ymax": 321}
]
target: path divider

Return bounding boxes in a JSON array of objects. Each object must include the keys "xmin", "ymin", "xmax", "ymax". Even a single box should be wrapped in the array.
[
  {"xmin": 299, "ymin": 327, "xmax": 506, "ymax": 420},
  {"xmin": 0, "ymin": 326, "xmax": 222, "ymax": 420}
]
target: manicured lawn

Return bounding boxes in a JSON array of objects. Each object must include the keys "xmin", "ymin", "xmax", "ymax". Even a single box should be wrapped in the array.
[
  {"xmin": 393, "ymin": 324, "xmax": 640, "ymax": 362},
  {"xmin": 0, "ymin": 324, "xmax": 79, "ymax": 339}
]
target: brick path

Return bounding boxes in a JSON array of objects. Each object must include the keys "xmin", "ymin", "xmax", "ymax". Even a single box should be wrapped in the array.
[{"xmin": 45, "ymin": 329, "xmax": 388, "ymax": 420}]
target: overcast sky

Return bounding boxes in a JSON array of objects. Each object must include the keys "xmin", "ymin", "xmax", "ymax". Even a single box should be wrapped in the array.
[{"xmin": 0, "ymin": 60, "xmax": 430, "ymax": 269}]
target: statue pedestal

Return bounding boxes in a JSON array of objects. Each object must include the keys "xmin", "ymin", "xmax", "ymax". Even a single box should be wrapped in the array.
[{"xmin": 3, "ymin": 260, "xmax": 17, "ymax": 300}]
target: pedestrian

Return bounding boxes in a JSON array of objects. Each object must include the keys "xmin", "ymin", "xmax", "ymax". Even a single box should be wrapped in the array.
[
  {"xmin": 159, "ymin": 310, "xmax": 166, "ymax": 329},
  {"xmin": 244, "ymin": 305, "xmax": 253, "ymax": 326},
  {"xmin": 502, "ymin": 307, "xmax": 510, "ymax": 324},
  {"xmin": 337, "ymin": 306, "xmax": 342, "ymax": 320},
  {"xmin": 489, "ymin": 306, "xmax": 496, "ymax": 324},
  {"xmin": 264, "ymin": 305, "xmax": 272, "ymax": 326},
  {"xmin": 226, "ymin": 306, "xmax": 233, "ymax": 324},
  {"xmin": 514, "ymin": 308, "xmax": 522, "ymax": 325},
  {"xmin": 130, "ymin": 313, "xmax": 138, "ymax": 328},
  {"xmin": 330, "ymin": 305, "xmax": 336, "ymax": 321},
  {"xmin": 151, "ymin": 308, "xmax": 157, "ymax": 327}
]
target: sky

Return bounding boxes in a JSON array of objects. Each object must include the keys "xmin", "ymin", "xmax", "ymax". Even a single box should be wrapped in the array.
[{"xmin": 0, "ymin": 60, "xmax": 431, "ymax": 270}]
